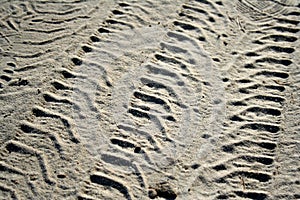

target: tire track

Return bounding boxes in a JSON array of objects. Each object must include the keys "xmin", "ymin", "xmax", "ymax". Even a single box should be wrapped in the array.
[
  {"xmin": 69, "ymin": 1, "xmax": 224, "ymax": 199},
  {"xmin": 0, "ymin": 0, "xmax": 116, "ymax": 199},
  {"xmin": 70, "ymin": 2, "xmax": 181, "ymax": 198},
  {"xmin": 235, "ymin": 0, "xmax": 297, "ymax": 22},
  {"xmin": 183, "ymin": 0, "xmax": 299, "ymax": 199},
  {"xmin": 2, "ymin": 1, "xmax": 188, "ymax": 199}
]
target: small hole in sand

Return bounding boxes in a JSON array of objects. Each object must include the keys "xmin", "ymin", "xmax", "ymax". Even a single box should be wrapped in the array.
[
  {"xmin": 134, "ymin": 147, "xmax": 141, "ymax": 153},
  {"xmin": 57, "ymin": 174, "xmax": 66, "ymax": 179}
]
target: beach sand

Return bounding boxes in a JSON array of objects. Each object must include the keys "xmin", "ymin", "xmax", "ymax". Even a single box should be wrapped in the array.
[{"xmin": 0, "ymin": 0, "xmax": 299, "ymax": 199}]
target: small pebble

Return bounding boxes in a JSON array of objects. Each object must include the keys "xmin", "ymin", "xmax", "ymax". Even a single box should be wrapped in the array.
[{"xmin": 148, "ymin": 188, "xmax": 157, "ymax": 199}]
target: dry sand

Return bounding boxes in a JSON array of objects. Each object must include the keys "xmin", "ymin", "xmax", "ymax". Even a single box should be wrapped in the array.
[{"xmin": 0, "ymin": 0, "xmax": 299, "ymax": 199}]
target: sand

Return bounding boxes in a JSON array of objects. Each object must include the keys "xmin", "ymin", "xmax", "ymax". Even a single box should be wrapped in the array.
[{"xmin": 0, "ymin": 0, "xmax": 299, "ymax": 199}]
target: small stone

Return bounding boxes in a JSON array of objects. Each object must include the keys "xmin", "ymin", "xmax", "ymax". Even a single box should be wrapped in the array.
[{"xmin": 148, "ymin": 188, "xmax": 157, "ymax": 199}]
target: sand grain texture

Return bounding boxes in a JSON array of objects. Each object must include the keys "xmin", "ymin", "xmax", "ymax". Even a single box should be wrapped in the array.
[{"xmin": 0, "ymin": 0, "xmax": 299, "ymax": 199}]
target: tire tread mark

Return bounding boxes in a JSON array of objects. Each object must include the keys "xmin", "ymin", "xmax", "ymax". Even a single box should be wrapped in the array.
[
  {"xmin": 0, "ymin": 0, "xmax": 116, "ymax": 199},
  {"xmin": 20, "ymin": 121, "xmax": 64, "ymax": 154},
  {"xmin": 0, "ymin": 161, "xmax": 25, "ymax": 175},
  {"xmin": 90, "ymin": 172, "xmax": 133, "ymax": 200},
  {"xmin": 32, "ymin": 106, "xmax": 79, "ymax": 143},
  {"xmin": 4, "ymin": 140, "xmax": 56, "ymax": 185}
]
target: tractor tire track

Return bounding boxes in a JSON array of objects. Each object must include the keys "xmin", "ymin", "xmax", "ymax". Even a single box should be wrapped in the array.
[
  {"xmin": 0, "ymin": 0, "xmax": 116, "ymax": 199},
  {"xmin": 184, "ymin": 0, "xmax": 299, "ymax": 199}
]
